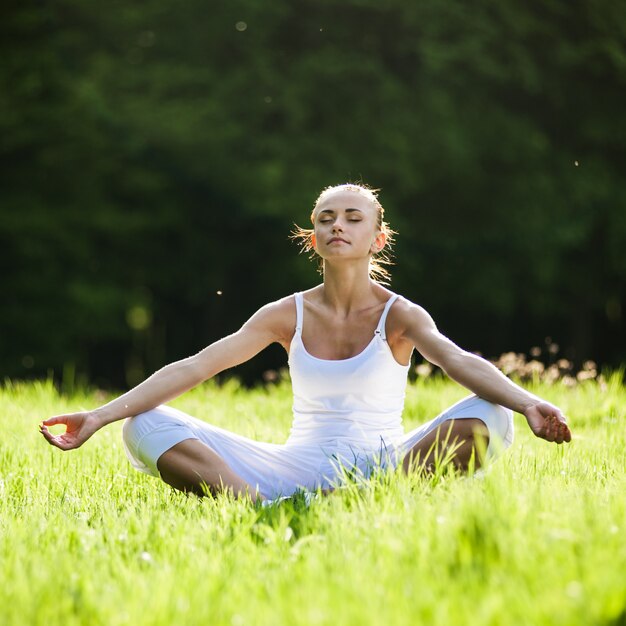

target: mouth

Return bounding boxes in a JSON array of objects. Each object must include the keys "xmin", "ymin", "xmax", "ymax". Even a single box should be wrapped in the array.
[{"xmin": 328, "ymin": 237, "xmax": 349, "ymax": 244}]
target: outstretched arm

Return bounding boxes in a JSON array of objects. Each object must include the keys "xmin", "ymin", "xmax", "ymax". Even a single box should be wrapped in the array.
[
  {"xmin": 399, "ymin": 301, "xmax": 571, "ymax": 444},
  {"xmin": 40, "ymin": 299, "xmax": 292, "ymax": 450}
]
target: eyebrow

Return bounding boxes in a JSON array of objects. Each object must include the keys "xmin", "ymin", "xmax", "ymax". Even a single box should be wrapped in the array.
[{"xmin": 318, "ymin": 208, "xmax": 363, "ymax": 215}]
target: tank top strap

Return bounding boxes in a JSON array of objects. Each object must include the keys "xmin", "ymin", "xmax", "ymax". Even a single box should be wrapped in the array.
[
  {"xmin": 374, "ymin": 294, "xmax": 400, "ymax": 341},
  {"xmin": 294, "ymin": 292, "xmax": 303, "ymax": 334}
]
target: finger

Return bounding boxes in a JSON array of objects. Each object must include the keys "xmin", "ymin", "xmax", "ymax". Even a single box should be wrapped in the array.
[
  {"xmin": 41, "ymin": 416, "xmax": 67, "ymax": 427},
  {"xmin": 39, "ymin": 423, "xmax": 63, "ymax": 437},
  {"xmin": 555, "ymin": 418, "xmax": 569, "ymax": 432},
  {"xmin": 561, "ymin": 425, "xmax": 572, "ymax": 443},
  {"xmin": 555, "ymin": 423, "xmax": 571, "ymax": 444},
  {"xmin": 544, "ymin": 427, "xmax": 556, "ymax": 442},
  {"xmin": 45, "ymin": 433, "xmax": 75, "ymax": 451},
  {"xmin": 550, "ymin": 416, "xmax": 566, "ymax": 437},
  {"xmin": 556, "ymin": 413, "xmax": 568, "ymax": 425},
  {"xmin": 40, "ymin": 426, "xmax": 59, "ymax": 445},
  {"xmin": 40, "ymin": 428, "xmax": 59, "ymax": 447},
  {"xmin": 39, "ymin": 426, "xmax": 70, "ymax": 450}
]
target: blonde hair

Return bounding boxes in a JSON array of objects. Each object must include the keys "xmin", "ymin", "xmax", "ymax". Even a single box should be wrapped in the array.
[{"xmin": 290, "ymin": 183, "xmax": 396, "ymax": 284}]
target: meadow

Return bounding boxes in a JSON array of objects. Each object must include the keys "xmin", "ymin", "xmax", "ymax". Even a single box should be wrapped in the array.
[{"xmin": 1, "ymin": 372, "xmax": 625, "ymax": 626}]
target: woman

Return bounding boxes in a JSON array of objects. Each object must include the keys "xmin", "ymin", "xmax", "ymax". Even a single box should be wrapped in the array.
[{"xmin": 40, "ymin": 183, "xmax": 571, "ymax": 504}]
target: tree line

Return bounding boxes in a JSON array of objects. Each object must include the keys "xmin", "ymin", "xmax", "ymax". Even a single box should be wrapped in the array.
[{"xmin": 2, "ymin": 0, "xmax": 624, "ymax": 388}]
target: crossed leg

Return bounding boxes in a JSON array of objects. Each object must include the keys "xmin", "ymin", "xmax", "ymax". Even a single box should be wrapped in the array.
[
  {"xmin": 401, "ymin": 418, "xmax": 490, "ymax": 475},
  {"xmin": 156, "ymin": 438, "xmax": 268, "ymax": 503},
  {"xmin": 128, "ymin": 409, "xmax": 495, "ymax": 501},
  {"xmin": 153, "ymin": 421, "xmax": 487, "ymax": 501}
]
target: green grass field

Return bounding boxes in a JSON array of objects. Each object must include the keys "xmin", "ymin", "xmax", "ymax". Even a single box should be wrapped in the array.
[{"xmin": 1, "ymin": 374, "xmax": 625, "ymax": 626}]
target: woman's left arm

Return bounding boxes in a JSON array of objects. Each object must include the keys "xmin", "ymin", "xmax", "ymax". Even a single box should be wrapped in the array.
[{"xmin": 400, "ymin": 301, "xmax": 571, "ymax": 444}]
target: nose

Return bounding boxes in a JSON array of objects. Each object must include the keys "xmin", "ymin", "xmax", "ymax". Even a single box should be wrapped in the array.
[{"xmin": 331, "ymin": 219, "xmax": 344, "ymax": 232}]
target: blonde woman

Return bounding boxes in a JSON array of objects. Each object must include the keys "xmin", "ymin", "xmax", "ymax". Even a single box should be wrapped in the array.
[{"xmin": 40, "ymin": 183, "xmax": 571, "ymax": 504}]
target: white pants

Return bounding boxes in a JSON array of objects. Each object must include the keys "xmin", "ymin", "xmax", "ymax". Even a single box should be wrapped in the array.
[{"xmin": 123, "ymin": 394, "xmax": 514, "ymax": 499}]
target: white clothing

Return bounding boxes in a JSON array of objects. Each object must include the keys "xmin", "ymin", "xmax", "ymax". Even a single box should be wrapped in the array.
[{"xmin": 123, "ymin": 293, "xmax": 514, "ymax": 499}]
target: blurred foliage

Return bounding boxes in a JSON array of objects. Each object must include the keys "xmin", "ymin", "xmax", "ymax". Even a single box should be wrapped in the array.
[{"xmin": 1, "ymin": 0, "xmax": 625, "ymax": 388}]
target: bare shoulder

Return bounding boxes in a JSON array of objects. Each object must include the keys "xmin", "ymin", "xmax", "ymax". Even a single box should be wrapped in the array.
[
  {"xmin": 243, "ymin": 293, "xmax": 297, "ymax": 345},
  {"xmin": 388, "ymin": 295, "xmax": 465, "ymax": 367},
  {"xmin": 388, "ymin": 295, "xmax": 438, "ymax": 339}
]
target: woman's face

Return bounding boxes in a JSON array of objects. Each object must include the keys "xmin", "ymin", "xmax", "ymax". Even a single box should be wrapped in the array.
[{"xmin": 311, "ymin": 190, "xmax": 385, "ymax": 261}]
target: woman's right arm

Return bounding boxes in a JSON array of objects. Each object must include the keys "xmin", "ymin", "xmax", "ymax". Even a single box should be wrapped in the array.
[{"xmin": 39, "ymin": 298, "xmax": 293, "ymax": 450}]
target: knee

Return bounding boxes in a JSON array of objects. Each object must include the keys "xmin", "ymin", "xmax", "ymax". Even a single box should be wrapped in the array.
[
  {"xmin": 459, "ymin": 417, "xmax": 491, "ymax": 441},
  {"xmin": 475, "ymin": 400, "xmax": 515, "ymax": 451},
  {"xmin": 490, "ymin": 403, "xmax": 514, "ymax": 442},
  {"xmin": 122, "ymin": 407, "xmax": 170, "ymax": 450}
]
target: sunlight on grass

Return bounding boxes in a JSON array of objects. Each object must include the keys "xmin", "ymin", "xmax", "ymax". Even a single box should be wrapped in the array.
[{"xmin": 1, "ymin": 375, "xmax": 625, "ymax": 625}]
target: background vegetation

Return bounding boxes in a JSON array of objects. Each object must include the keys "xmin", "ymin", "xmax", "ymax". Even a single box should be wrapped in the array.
[{"xmin": 2, "ymin": 0, "xmax": 625, "ymax": 388}]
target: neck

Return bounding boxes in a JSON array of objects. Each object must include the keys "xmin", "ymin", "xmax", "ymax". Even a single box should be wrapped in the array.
[{"xmin": 319, "ymin": 260, "xmax": 381, "ymax": 314}]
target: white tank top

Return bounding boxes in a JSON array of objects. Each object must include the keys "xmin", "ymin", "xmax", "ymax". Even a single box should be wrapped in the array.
[{"xmin": 286, "ymin": 292, "xmax": 411, "ymax": 450}]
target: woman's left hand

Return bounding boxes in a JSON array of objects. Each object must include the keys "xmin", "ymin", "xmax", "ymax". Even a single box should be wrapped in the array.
[{"xmin": 523, "ymin": 401, "xmax": 572, "ymax": 443}]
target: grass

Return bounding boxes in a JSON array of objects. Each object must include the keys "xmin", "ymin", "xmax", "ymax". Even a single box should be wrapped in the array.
[{"xmin": 1, "ymin": 373, "xmax": 625, "ymax": 626}]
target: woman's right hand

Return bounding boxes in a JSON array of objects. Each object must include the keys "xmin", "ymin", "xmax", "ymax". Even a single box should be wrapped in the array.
[{"xmin": 39, "ymin": 411, "xmax": 102, "ymax": 451}]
